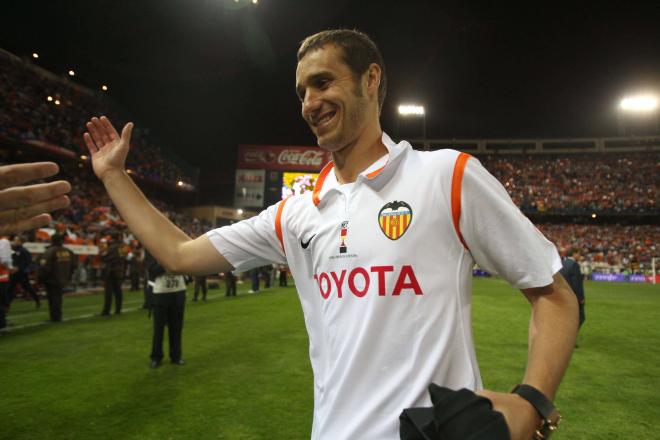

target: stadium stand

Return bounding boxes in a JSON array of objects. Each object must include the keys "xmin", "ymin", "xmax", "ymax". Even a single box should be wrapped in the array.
[
  {"xmin": 0, "ymin": 47, "xmax": 656, "ymax": 281},
  {"xmin": 479, "ymin": 153, "xmax": 657, "ymax": 214},
  {"xmin": 0, "ymin": 48, "xmax": 197, "ymax": 189}
]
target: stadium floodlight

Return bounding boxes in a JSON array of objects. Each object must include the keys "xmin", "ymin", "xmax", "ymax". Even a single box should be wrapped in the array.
[
  {"xmin": 47, "ymin": 96, "xmax": 53, "ymax": 102},
  {"xmin": 237, "ymin": 209, "xmax": 244, "ymax": 215},
  {"xmin": 68, "ymin": 70, "xmax": 75, "ymax": 76},
  {"xmin": 397, "ymin": 103, "xmax": 427, "ymax": 144},
  {"xmin": 32, "ymin": 52, "xmax": 39, "ymax": 59},
  {"xmin": 252, "ymin": 0, "xmax": 258, "ymax": 4},
  {"xmin": 619, "ymin": 95, "xmax": 658, "ymax": 112},
  {"xmin": 54, "ymin": 99, "xmax": 61, "ymax": 105},
  {"xmin": 101, "ymin": 85, "xmax": 108, "ymax": 91},
  {"xmin": 591, "ymin": 213, "xmax": 597, "ymax": 219},
  {"xmin": 398, "ymin": 104, "xmax": 425, "ymax": 116},
  {"xmin": 177, "ymin": 180, "xmax": 184, "ymax": 187},
  {"xmin": 127, "ymin": 169, "xmax": 133, "ymax": 174},
  {"xmin": 80, "ymin": 155, "xmax": 88, "ymax": 161}
]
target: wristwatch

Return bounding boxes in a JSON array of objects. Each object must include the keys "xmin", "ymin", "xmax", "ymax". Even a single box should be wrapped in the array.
[{"xmin": 511, "ymin": 384, "xmax": 561, "ymax": 439}]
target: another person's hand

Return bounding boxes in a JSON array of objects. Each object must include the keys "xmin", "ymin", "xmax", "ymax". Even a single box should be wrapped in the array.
[
  {"xmin": 83, "ymin": 116, "xmax": 134, "ymax": 181},
  {"xmin": 0, "ymin": 162, "xmax": 71, "ymax": 235},
  {"xmin": 477, "ymin": 389, "xmax": 540, "ymax": 440}
]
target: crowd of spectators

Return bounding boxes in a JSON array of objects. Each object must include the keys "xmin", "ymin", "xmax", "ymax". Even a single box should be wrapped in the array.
[
  {"xmin": 1, "ymin": 163, "xmax": 211, "ymax": 290},
  {"xmin": 479, "ymin": 153, "xmax": 658, "ymax": 214},
  {"xmin": 51, "ymin": 167, "xmax": 211, "ymax": 244},
  {"xmin": 539, "ymin": 224, "xmax": 659, "ymax": 275},
  {"xmin": 3, "ymin": 155, "xmax": 656, "ymax": 277},
  {"xmin": 0, "ymin": 50, "xmax": 196, "ymax": 188}
]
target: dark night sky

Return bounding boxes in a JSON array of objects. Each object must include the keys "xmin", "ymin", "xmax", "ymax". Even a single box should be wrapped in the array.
[{"xmin": 2, "ymin": 1, "xmax": 659, "ymax": 200}]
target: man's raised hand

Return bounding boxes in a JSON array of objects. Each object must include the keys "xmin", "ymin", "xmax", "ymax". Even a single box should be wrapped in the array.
[{"xmin": 83, "ymin": 116, "xmax": 134, "ymax": 181}]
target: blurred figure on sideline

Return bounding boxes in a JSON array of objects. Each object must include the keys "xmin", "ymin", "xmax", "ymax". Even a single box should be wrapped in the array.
[
  {"xmin": 224, "ymin": 270, "xmax": 236, "ymax": 297},
  {"xmin": 8, "ymin": 235, "xmax": 40, "ymax": 307},
  {"xmin": 38, "ymin": 234, "xmax": 76, "ymax": 322},
  {"xmin": 0, "ymin": 237, "xmax": 13, "ymax": 328},
  {"xmin": 248, "ymin": 268, "xmax": 259, "ymax": 294},
  {"xmin": 278, "ymin": 265, "xmax": 288, "ymax": 287},
  {"xmin": 101, "ymin": 231, "xmax": 126, "ymax": 315},
  {"xmin": 127, "ymin": 242, "xmax": 143, "ymax": 291},
  {"xmin": 193, "ymin": 275, "xmax": 207, "ymax": 301},
  {"xmin": 560, "ymin": 248, "xmax": 586, "ymax": 331}
]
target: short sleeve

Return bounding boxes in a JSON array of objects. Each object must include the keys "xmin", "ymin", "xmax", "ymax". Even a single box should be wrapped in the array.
[
  {"xmin": 459, "ymin": 158, "xmax": 562, "ymax": 289},
  {"xmin": 206, "ymin": 202, "xmax": 287, "ymax": 272}
]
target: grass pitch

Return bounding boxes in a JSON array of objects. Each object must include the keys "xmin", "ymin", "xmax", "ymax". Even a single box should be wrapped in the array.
[{"xmin": 1, "ymin": 278, "xmax": 658, "ymax": 439}]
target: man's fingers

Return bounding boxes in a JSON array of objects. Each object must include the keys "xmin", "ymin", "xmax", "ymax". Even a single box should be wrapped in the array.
[
  {"xmin": 0, "ymin": 180, "xmax": 71, "ymax": 210},
  {"xmin": 83, "ymin": 132, "xmax": 98, "ymax": 153},
  {"xmin": 0, "ymin": 195, "xmax": 70, "ymax": 226},
  {"xmin": 86, "ymin": 120, "xmax": 105, "ymax": 148},
  {"xmin": 91, "ymin": 117, "xmax": 111, "ymax": 145},
  {"xmin": 0, "ymin": 162, "xmax": 59, "ymax": 190},
  {"xmin": 100, "ymin": 116, "xmax": 120, "ymax": 140},
  {"xmin": 0, "ymin": 214, "xmax": 52, "ymax": 236},
  {"xmin": 121, "ymin": 122, "xmax": 134, "ymax": 144}
]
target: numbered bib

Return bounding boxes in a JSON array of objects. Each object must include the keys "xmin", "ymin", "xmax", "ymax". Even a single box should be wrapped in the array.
[{"xmin": 150, "ymin": 275, "xmax": 185, "ymax": 293}]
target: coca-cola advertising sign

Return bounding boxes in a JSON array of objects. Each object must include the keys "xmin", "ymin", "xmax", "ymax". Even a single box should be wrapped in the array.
[{"xmin": 238, "ymin": 145, "xmax": 332, "ymax": 171}]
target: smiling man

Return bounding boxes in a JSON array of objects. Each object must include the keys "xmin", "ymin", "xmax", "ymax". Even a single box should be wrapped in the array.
[{"xmin": 84, "ymin": 29, "xmax": 577, "ymax": 440}]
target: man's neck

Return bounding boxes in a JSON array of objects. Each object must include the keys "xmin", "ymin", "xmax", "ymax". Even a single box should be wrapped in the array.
[{"xmin": 331, "ymin": 124, "xmax": 387, "ymax": 184}]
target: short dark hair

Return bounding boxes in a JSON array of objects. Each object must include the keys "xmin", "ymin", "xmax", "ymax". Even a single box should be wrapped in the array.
[{"xmin": 297, "ymin": 29, "xmax": 387, "ymax": 113}]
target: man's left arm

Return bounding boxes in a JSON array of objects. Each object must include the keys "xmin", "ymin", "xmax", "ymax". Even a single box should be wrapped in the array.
[{"xmin": 479, "ymin": 272, "xmax": 578, "ymax": 440}]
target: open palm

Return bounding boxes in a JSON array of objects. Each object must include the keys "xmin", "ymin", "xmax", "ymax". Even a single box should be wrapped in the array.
[{"xmin": 83, "ymin": 116, "xmax": 134, "ymax": 181}]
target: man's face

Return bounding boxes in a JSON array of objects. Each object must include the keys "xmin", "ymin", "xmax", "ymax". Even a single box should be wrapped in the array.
[{"xmin": 295, "ymin": 45, "xmax": 369, "ymax": 152}]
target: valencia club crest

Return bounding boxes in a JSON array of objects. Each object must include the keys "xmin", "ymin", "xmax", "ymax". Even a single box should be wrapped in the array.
[{"xmin": 378, "ymin": 201, "xmax": 413, "ymax": 240}]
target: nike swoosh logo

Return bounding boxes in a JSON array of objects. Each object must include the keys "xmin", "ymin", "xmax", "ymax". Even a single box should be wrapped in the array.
[{"xmin": 300, "ymin": 234, "xmax": 316, "ymax": 249}]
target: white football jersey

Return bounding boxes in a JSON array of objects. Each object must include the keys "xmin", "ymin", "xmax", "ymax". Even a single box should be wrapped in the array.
[{"xmin": 208, "ymin": 132, "xmax": 561, "ymax": 440}]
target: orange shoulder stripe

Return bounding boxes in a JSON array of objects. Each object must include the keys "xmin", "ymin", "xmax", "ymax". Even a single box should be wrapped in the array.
[
  {"xmin": 451, "ymin": 152, "xmax": 471, "ymax": 250},
  {"xmin": 275, "ymin": 197, "xmax": 290, "ymax": 253}
]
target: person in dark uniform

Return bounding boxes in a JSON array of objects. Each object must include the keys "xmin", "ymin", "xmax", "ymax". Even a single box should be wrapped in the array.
[
  {"xmin": 0, "ymin": 237, "xmax": 13, "ymax": 329},
  {"xmin": 262, "ymin": 265, "xmax": 272, "ymax": 289},
  {"xmin": 145, "ymin": 251, "xmax": 186, "ymax": 368},
  {"xmin": 249, "ymin": 268, "xmax": 260, "ymax": 293},
  {"xmin": 8, "ymin": 235, "xmax": 40, "ymax": 307},
  {"xmin": 224, "ymin": 270, "xmax": 236, "ymax": 297},
  {"xmin": 127, "ymin": 243, "xmax": 143, "ymax": 291},
  {"xmin": 101, "ymin": 231, "xmax": 126, "ymax": 315},
  {"xmin": 38, "ymin": 234, "xmax": 76, "ymax": 322},
  {"xmin": 559, "ymin": 248, "xmax": 586, "ymax": 331},
  {"xmin": 278, "ymin": 265, "xmax": 288, "ymax": 287},
  {"xmin": 193, "ymin": 275, "xmax": 207, "ymax": 301}
]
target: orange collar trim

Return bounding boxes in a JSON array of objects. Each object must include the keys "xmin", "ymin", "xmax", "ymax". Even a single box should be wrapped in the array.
[{"xmin": 312, "ymin": 161, "xmax": 335, "ymax": 206}]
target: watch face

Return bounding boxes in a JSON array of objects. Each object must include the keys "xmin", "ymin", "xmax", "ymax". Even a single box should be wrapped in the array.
[{"xmin": 535, "ymin": 413, "xmax": 561, "ymax": 439}]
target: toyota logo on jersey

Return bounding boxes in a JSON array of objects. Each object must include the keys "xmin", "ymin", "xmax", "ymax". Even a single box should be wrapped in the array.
[{"xmin": 378, "ymin": 200, "xmax": 413, "ymax": 240}]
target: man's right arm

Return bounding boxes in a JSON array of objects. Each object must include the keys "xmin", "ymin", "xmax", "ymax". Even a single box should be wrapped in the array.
[{"xmin": 84, "ymin": 116, "xmax": 231, "ymax": 276}]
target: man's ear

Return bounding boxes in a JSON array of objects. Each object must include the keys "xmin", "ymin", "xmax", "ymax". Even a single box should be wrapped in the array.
[{"xmin": 365, "ymin": 63, "xmax": 381, "ymax": 97}]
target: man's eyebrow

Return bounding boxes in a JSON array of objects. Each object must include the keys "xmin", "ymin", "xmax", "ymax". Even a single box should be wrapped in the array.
[{"xmin": 295, "ymin": 71, "xmax": 334, "ymax": 99}]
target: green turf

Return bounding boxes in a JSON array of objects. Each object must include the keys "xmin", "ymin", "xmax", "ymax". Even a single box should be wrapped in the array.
[{"xmin": 1, "ymin": 278, "xmax": 658, "ymax": 439}]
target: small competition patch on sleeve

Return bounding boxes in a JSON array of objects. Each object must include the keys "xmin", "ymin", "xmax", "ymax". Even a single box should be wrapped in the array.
[{"xmin": 378, "ymin": 201, "xmax": 413, "ymax": 240}]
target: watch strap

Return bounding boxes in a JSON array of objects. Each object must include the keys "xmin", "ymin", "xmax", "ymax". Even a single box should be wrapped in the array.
[
  {"xmin": 511, "ymin": 384, "xmax": 561, "ymax": 439},
  {"xmin": 511, "ymin": 384, "xmax": 556, "ymax": 420}
]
